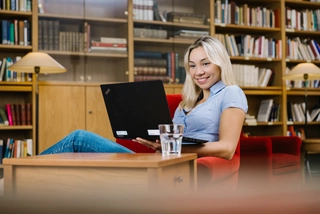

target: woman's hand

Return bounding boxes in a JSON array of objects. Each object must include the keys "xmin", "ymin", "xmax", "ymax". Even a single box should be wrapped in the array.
[{"xmin": 133, "ymin": 138, "xmax": 161, "ymax": 151}]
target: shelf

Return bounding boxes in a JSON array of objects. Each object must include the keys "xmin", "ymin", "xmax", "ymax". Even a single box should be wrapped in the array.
[
  {"xmin": 134, "ymin": 20, "xmax": 210, "ymax": 29},
  {"xmin": 0, "ymin": 44, "xmax": 32, "ymax": 50},
  {"xmin": 0, "ymin": 126, "xmax": 33, "ymax": 130},
  {"xmin": 0, "ymin": 10, "xmax": 32, "ymax": 17},
  {"xmin": 42, "ymin": 50, "xmax": 128, "ymax": 58},
  {"xmin": 0, "ymin": 85, "xmax": 33, "ymax": 92},
  {"xmin": 215, "ymin": 24, "xmax": 281, "ymax": 33}
]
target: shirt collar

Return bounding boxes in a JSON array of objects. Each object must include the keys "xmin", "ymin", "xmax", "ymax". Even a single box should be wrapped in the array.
[{"xmin": 209, "ymin": 80, "xmax": 226, "ymax": 96}]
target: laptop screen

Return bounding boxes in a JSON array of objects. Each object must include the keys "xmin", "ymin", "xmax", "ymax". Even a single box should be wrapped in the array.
[{"xmin": 100, "ymin": 80, "xmax": 172, "ymax": 140}]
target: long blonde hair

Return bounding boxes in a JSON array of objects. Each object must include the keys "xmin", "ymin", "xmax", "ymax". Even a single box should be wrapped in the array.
[{"xmin": 180, "ymin": 36, "xmax": 237, "ymax": 110}]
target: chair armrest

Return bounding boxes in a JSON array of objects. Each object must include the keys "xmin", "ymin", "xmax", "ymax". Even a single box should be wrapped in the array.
[
  {"xmin": 268, "ymin": 136, "xmax": 302, "ymax": 156},
  {"xmin": 197, "ymin": 154, "xmax": 240, "ymax": 184}
]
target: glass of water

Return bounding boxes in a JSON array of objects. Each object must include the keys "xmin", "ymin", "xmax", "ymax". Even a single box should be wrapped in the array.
[{"xmin": 158, "ymin": 124, "xmax": 184, "ymax": 156}]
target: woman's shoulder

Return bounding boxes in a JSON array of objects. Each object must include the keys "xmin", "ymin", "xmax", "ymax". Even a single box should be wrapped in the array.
[{"xmin": 224, "ymin": 84, "xmax": 244, "ymax": 93}]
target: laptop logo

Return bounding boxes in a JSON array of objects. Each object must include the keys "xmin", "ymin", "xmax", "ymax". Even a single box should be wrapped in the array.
[{"xmin": 105, "ymin": 88, "xmax": 111, "ymax": 95}]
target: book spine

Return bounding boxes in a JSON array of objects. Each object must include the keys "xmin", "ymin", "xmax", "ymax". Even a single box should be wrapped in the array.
[
  {"xmin": 0, "ymin": 108, "xmax": 9, "ymax": 125},
  {"xmin": 5, "ymin": 104, "xmax": 13, "ymax": 126},
  {"xmin": 26, "ymin": 103, "xmax": 32, "ymax": 125},
  {"xmin": 10, "ymin": 104, "xmax": 16, "ymax": 125}
]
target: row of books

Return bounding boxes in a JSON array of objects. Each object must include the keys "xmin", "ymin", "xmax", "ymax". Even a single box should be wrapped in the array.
[
  {"xmin": 0, "ymin": 138, "xmax": 33, "ymax": 164},
  {"xmin": 286, "ymin": 7, "xmax": 320, "ymax": 31},
  {"xmin": 0, "ymin": 0, "xmax": 32, "ymax": 12},
  {"xmin": 1, "ymin": 19, "xmax": 31, "ymax": 46},
  {"xmin": 38, "ymin": 19, "xmax": 128, "ymax": 53},
  {"xmin": 134, "ymin": 51, "xmax": 186, "ymax": 84},
  {"xmin": 257, "ymin": 99, "xmax": 281, "ymax": 123},
  {"xmin": 0, "ymin": 103, "xmax": 32, "ymax": 126},
  {"xmin": 215, "ymin": 34, "xmax": 282, "ymax": 59},
  {"xmin": 133, "ymin": 0, "xmax": 154, "ymax": 21},
  {"xmin": 0, "ymin": 57, "xmax": 32, "ymax": 82},
  {"xmin": 232, "ymin": 64, "xmax": 274, "ymax": 87},
  {"xmin": 286, "ymin": 37, "xmax": 320, "ymax": 61},
  {"xmin": 134, "ymin": 27, "xmax": 167, "ymax": 39},
  {"xmin": 173, "ymin": 30, "xmax": 209, "ymax": 39},
  {"xmin": 285, "ymin": 67, "xmax": 320, "ymax": 89},
  {"xmin": 287, "ymin": 102, "xmax": 320, "ymax": 123},
  {"xmin": 214, "ymin": 0, "xmax": 280, "ymax": 28},
  {"xmin": 166, "ymin": 12, "xmax": 207, "ymax": 25}
]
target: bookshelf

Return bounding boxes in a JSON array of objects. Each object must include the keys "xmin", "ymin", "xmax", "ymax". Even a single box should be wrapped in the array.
[
  {"xmin": 284, "ymin": 0, "xmax": 320, "ymax": 139},
  {"xmin": 2, "ymin": 0, "xmax": 320, "ymax": 154},
  {"xmin": 0, "ymin": 1, "xmax": 37, "ymax": 160}
]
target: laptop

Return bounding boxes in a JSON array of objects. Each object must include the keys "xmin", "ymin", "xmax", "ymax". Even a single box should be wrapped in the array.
[{"xmin": 100, "ymin": 80, "xmax": 207, "ymax": 144}]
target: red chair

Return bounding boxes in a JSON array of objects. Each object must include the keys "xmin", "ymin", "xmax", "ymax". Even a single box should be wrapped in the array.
[
  {"xmin": 116, "ymin": 94, "xmax": 241, "ymax": 191},
  {"xmin": 239, "ymin": 135, "xmax": 302, "ymax": 192}
]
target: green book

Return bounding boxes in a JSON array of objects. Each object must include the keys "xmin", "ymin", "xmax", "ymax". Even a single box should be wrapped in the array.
[{"xmin": 0, "ymin": 108, "xmax": 9, "ymax": 126}]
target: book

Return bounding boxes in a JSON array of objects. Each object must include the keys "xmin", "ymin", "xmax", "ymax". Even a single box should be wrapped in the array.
[
  {"xmin": 0, "ymin": 57, "xmax": 7, "ymax": 81},
  {"xmin": 310, "ymin": 108, "xmax": 320, "ymax": 121},
  {"xmin": 257, "ymin": 99, "xmax": 274, "ymax": 122},
  {"xmin": 26, "ymin": 103, "xmax": 32, "ymax": 125},
  {"xmin": 0, "ymin": 139, "xmax": 3, "ymax": 164},
  {"xmin": 19, "ymin": 103, "xmax": 26, "ymax": 125},
  {"xmin": 134, "ymin": 58, "xmax": 167, "ymax": 67},
  {"xmin": 91, "ymin": 41, "xmax": 127, "ymax": 48},
  {"xmin": 5, "ymin": 104, "xmax": 13, "ymax": 126},
  {"xmin": 0, "ymin": 108, "xmax": 9, "ymax": 125},
  {"xmin": 134, "ymin": 51, "xmax": 163, "ymax": 59},
  {"xmin": 10, "ymin": 104, "xmax": 17, "ymax": 125},
  {"xmin": 100, "ymin": 37, "xmax": 127, "ymax": 44}
]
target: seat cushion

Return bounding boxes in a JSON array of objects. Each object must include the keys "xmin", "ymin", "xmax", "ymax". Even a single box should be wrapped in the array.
[{"xmin": 272, "ymin": 153, "xmax": 300, "ymax": 175}]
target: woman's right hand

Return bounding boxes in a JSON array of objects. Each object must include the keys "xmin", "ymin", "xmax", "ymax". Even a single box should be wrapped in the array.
[{"xmin": 133, "ymin": 138, "xmax": 161, "ymax": 151}]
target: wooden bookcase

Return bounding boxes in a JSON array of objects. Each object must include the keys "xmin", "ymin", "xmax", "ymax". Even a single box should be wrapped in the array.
[
  {"xmin": 0, "ymin": 1, "xmax": 37, "ymax": 158},
  {"xmin": 2, "ymin": 0, "xmax": 320, "ymax": 154}
]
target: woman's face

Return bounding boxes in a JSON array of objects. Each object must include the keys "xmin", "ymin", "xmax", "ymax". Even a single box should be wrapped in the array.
[{"xmin": 188, "ymin": 46, "xmax": 221, "ymax": 90}]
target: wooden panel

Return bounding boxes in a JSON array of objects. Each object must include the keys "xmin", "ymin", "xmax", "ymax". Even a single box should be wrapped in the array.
[
  {"xmin": 38, "ymin": 85, "xmax": 86, "ymax": 153},
  {"xmin": 85, "ymin": 86, "xmax": 115, "ymax": 141}
]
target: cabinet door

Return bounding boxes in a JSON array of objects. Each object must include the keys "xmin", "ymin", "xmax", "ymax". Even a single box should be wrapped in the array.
[
  {"xmin": 38, "ymin": 85, "xmax": 86, "ymax": 153},
  {"xmin": 86, "ymin": 86, "xmax": 115, "ymax": 141}
]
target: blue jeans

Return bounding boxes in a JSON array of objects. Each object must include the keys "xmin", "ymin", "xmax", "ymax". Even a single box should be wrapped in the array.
[{"xmin": 40, "ymin": 130, "xmax": 134, "ymax": 155}]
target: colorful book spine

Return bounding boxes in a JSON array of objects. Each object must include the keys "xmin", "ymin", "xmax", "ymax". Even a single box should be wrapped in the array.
[{"xmin": 5, "ymin": 104, "xmax": 13, "ymax": 126}]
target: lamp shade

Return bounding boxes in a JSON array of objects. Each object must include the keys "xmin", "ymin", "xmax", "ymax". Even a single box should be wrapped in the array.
[
  {"xmin": 7, "ymin": 52, "xmax": 66, "ymax": 74},
  {"xmin": 283, "ymin": 63, "xmax": 320, "ymax": 80}
]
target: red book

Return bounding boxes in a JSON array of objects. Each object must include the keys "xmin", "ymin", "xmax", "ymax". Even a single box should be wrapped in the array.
[
  {"xmin": 5, "ymin": 104, "xmax": 13, "ymax": 126},
  {"xmin": 10, "ymin": 104, "xmax": 17, "ymax": 125},
  {"xmin": 19, "ymin": 103, "xmax": 26, "ymax": 125},
  {"xmin": 15, "ymin": 104, "xmax": 21, "ymax": 125},
  {"xmin": 26, "ymin": 103, "xmax": 32, "ymax": 125}
]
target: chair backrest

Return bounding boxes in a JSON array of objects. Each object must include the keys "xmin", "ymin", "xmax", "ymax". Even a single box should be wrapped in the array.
[{"xmin": 166, "ymin": 94, "xmax": 182, "ymax": 118}]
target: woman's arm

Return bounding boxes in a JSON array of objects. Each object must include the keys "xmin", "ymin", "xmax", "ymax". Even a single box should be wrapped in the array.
[
  {"xmin": 181, "ymin": 107, "xmax": 245, "ymax": 159},
  {"xmin": 134, "ymin": 107, "xmax": 245, "ymax": 159}
]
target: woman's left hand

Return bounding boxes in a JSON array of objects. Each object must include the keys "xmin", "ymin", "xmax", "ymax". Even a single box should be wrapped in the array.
[{"xmin": 133, "ymin": 138, "xmax": 161, "ymax": 151}]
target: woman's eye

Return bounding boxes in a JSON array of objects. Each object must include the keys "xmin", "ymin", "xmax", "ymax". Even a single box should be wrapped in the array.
[
  {"xmin": 189, "ymin": 64, "xmax": 195, "ymax": 68},
  {"xmin": 203, "ymin": 62, "xmax": 210, "ymax": 66}
]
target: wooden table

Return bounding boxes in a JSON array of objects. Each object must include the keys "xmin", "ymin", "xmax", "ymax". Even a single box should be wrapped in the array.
[{"xmin": 3, "ymin": 153, "xmax": 197, "ymax": 199}]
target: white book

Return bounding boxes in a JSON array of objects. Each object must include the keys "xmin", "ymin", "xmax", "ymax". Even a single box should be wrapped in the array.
[
  {"xmin": 292, "ymin": 103, "xmax": 303, "ymax": 122},
  {"xmin": 310, "ymin": 108, "xmax": 320, "ymax": 121},
  {"xmin": 257, "ymin": 99, "xmax": 273, "ymax": 122},
  {"xmin": 260, "ymin": 68, "xmax": 272, "ymax": 87},
  {"xmin": 299, "ymin": 102, "xmax": 311, "ymax": 122},
  {"xmin": 100, "ymin": 37, "xmax": 127, "ymax": 44}
]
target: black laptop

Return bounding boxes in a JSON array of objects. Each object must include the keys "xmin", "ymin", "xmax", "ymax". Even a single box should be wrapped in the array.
[{"xmin": 100, "ymin": 80, "xmax": 207, "ymax": 144}]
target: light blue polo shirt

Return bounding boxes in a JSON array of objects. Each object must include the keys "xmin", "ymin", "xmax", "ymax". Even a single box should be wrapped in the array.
[{"xmin": 172, "ymin": 81, "xmax": 248, "ymax": 142}]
